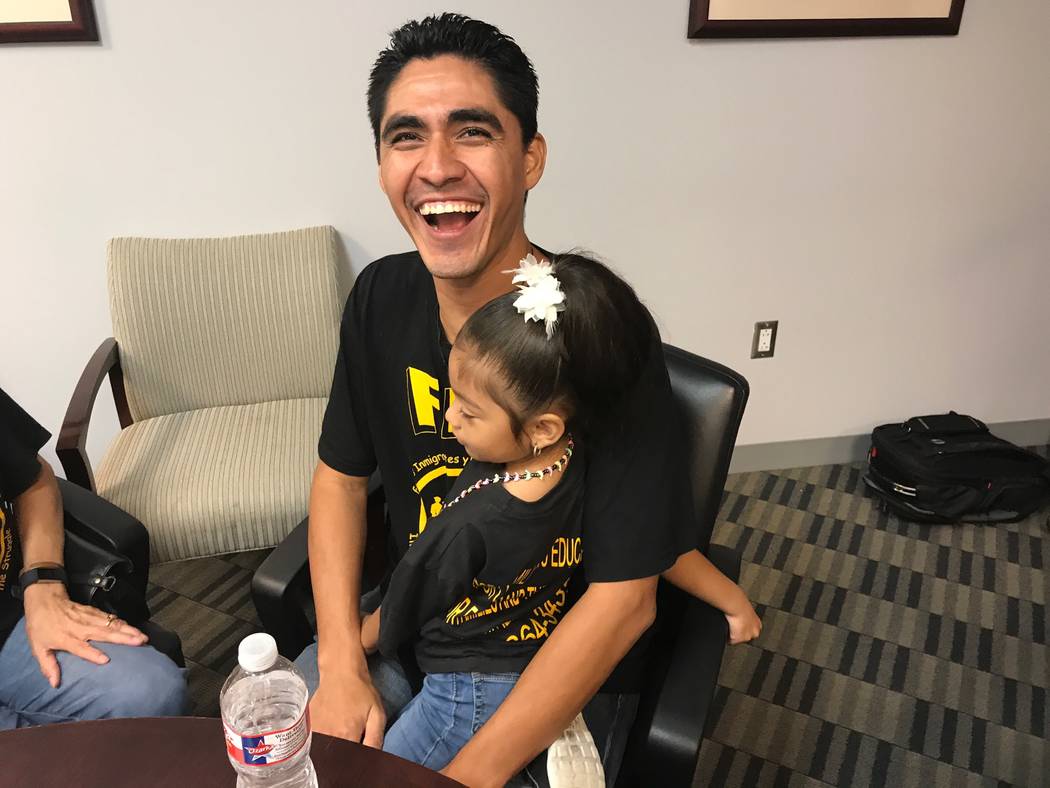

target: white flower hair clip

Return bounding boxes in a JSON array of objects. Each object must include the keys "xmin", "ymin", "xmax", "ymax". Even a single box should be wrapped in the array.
[{"xmin": 505, "ymin": 253, "xmax": 566, "ymax": 339}]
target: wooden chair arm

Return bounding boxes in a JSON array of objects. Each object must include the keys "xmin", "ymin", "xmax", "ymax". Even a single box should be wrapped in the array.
[{"xmin": 57, "ymin": 338, "xmax": 132, "ymax": 491}]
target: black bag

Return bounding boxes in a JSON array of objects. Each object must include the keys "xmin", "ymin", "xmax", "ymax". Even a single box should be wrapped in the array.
[
  {"xmin": 864, "ymin": 412, "xmax": 1050, "ymax": 523},
  {"xmin": 62, "ymin": 528, "xmax": 151, "ymax": 624},
  {"xmin": 62, "ymin": 517, "xmax": 184, "ymax": 668}
]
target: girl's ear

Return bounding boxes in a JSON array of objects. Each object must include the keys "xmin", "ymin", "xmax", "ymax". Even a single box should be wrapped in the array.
[{"xmin": 526, "ymin": 411, "xmax": 566, "ymax": 451}]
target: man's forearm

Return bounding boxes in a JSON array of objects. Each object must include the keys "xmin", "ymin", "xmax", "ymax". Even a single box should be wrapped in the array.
[
  {"xmin": 445, "ymin": 576, "xmax": 658, "ymax": 787},
  {"xmin": 308, "ymin": 462, "xmax": 370, "ymax": 674},
  {"xmin": 15, "ymin": 457, "xmax": 64, "ymax": 569}
]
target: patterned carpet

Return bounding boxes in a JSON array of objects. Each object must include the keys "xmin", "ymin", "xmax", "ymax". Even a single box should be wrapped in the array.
[
  {"xmin": 696, "ymin": 450, "xmax": 1049, "ymax": 788},
  {"xmin": 147, "ymin": 549, "xmax": 267, "ymax": 717},
  {"xmin": 147, "ymin": 451, "xmax": 1049, "ymax": 787}
]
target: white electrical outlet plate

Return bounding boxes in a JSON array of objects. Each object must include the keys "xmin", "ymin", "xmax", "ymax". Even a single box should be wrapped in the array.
[{"xmin": 751, "ymin": 321, "xmax": 778, "ymax": 359}]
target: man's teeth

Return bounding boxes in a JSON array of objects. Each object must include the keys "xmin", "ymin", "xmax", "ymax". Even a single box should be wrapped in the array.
[{"xmin": 418, "ymin": 202, "xmax": 482, "ymax": 216}]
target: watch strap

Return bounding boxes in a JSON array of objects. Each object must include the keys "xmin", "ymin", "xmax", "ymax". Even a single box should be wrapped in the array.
[{"xmin": 19, "ymin": 565, "xmax": 69, "ymax": 593}]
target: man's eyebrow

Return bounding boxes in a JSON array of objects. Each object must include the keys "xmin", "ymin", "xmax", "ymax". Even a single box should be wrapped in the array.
[
  {"xmin": 381, "ymin": 114, "xmax": 425, "ymax": 141},
  {"xmin": 448, "ymin": 108, "xmax": 503, "ymax": 133}
]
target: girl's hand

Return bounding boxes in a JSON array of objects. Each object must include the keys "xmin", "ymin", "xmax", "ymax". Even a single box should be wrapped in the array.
[
  {"xmin": 360, "ymin": 609, "xmax": 380, "ymax": 655},
  {"xmin": 725, "ymin": 604, "xmax": 762, "ymax": 645}
]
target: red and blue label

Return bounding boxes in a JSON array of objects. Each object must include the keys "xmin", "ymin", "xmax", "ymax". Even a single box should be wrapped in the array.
[{"xmin": 224, "ymin": 709, "xmax": 310, "ymax": 767}]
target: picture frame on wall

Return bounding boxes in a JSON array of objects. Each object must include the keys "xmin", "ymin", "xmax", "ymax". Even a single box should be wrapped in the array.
[
  {"xmin": 689, "ymin": 0, "xmax": 966, "ymax": 39},
  {"xmin": 0, "ymin": 0, "xmax": 98, "ymax": 44}
]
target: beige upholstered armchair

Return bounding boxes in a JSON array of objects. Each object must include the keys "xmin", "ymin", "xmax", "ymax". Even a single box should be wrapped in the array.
[{"xmin": 58, "ymin": 226, "xmax": 346, "ymax": 562}]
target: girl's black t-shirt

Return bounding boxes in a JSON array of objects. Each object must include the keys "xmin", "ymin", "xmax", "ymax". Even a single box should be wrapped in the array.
[
  {"xmin": 378, "ymin": 449, "xmax": 586, "ymax": 674},
  {"xmin": 318, "ymin": 252, "xmax": 696, "ymax": 689},
  {"xmin": 0, "ymin": 387, "xmax": 51, "ymax": 644}
]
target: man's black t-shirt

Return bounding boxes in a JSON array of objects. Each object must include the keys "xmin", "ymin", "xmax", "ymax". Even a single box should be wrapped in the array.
[
  {"xmin": 379, "ymin": 449, "xmax": 585, "ymax": 675},
  {"xmin": 318, "ymin": 251, "xmax": 696, "ymax": 689},
  {"xmin": 0, "ymin": 387, "xmax": 51, "ymax": 645}
]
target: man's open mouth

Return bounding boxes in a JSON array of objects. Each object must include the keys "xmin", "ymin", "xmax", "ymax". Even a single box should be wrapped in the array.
[{"xmin": 417, "ymin": 201, "xmax": 482, "ymax": 234}]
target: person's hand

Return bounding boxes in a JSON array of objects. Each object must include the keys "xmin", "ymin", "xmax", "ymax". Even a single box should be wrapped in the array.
[
  {"xmin": 309, "ymin": 668, "xmax": 386, "ymax": 748},
  {"xmin": 725, "ymin": 602, "xmax": 762, "ymax": 645},
  {"xmin": 22, "ymin": 582, "xmax": 148, "ymax": 688},
  {"xmin": 360, "ymin": 611, "xmax": 379, "ymax": 655}
]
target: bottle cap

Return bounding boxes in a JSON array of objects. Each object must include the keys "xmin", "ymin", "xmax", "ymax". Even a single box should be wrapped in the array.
[{"xmin": 238, "ymin": 633, "xmax": 278, "ymax": 673}]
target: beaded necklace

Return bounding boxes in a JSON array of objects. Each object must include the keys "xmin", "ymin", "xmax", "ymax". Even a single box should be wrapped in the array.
[{"xmin": 439, "ymin": 436, "xmax": 575, "ymax": 514}]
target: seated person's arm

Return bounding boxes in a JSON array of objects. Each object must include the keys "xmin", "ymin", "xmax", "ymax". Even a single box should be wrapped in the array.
[
  {"xmin": 17, "ymin": 457, "xmax": 146, "ymax": 687},
  {"xmin": 307, "ymin": 462, "xmax": 386, "ymax": 746},
  {"xmin": 663, "ymin": 549, "xmax": 761, "ymax": 644},
  {"xmin": 15, "ymin": 456, "xmax": 63, "ymax": 571},
  {"xmin": 443, "ymin": 576, "xmax": 657, "ymax": 787}
]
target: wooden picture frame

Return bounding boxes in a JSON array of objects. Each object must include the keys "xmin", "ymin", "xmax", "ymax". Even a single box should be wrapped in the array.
[
  {"xmin": 689, "ymin": 0, "xmax": 965, "ymax": 39},
  {"xmin": 0, "ymin": 0, "xmax": 98, "ymax": 44}
]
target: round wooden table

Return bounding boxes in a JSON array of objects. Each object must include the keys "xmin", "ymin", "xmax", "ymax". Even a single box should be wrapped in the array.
[{"xmin": 0, "ymin": 716, "xmax": 464, "ymax": 787}]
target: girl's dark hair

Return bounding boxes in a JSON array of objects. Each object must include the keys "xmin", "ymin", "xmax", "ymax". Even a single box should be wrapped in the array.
[
  {"xmin": 456, "ymin": 253, "xmax": 653, "ymax": 435},
  {"xmin": 368, "ymin": 14, "xmax": 539, "ymax": 153}
]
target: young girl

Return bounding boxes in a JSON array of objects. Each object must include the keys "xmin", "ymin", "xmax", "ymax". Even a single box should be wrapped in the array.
[{"xmin": 361, "ymin": 252, "xmax": 761, "ymax": 781}]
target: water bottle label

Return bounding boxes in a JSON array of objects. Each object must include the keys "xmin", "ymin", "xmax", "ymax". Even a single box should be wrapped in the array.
[{"xmin": 224, "ymin": 708, "xmax": 310, "ymax": 767}]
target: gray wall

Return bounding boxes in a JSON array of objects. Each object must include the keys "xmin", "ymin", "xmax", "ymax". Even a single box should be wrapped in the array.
[{"xmin": 2, "ymin": 0, "xmax": 1048, "ymax": 470}]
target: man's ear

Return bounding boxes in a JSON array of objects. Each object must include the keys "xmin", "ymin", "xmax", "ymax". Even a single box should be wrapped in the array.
[
  {"xmin": 378, "ymin": 162, "xmax": 387, "ymax": 194},
  {"xmin": 524, "ymin": 132, "xmax": 547, "ymax": 192},
  {"xmin": 527, "ymin": 410, "xmax": 565, "ymax": 451}
]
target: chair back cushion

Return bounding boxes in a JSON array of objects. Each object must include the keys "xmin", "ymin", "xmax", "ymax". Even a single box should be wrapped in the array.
[
  {"xmin": 107, "ymin": 226, "xmax": 344, "ymax": 421},
  {"xmin": 664, "ymin": 344, "xmax": 750, "ymax": 552}
]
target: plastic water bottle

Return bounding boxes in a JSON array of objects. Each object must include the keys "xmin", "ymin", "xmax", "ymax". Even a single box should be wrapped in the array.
[{"xmin": 220, "ymin": 633, "xmax": 318, "ymax": 788}]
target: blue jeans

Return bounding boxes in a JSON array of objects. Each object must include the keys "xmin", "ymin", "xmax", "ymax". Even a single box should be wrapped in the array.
[
  {"xmin": 0, "ymin": 616, "xmax": 187, "ymax": 729},
  {"xmin": 383, "ymin": 671, "xmax": 518, "ymax": 770}
]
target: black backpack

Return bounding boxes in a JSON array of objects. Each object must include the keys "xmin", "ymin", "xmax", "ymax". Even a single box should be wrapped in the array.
[{"xmin": 864, "ymin": 412, "xmax": 1050, "ymax": 524}]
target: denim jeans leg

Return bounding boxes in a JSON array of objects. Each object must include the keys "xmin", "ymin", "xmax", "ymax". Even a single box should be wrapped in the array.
[
  {"xmin": 469, "ymin": 671, "xmax": 519, "ymax": 733},
  {"xmin": 383, "ymin": 672, "xmax": 468, "ymax": 769},
  {"xmin": 384, "ymin": 671, "xmax": 519, "ymax": 770},
  {"xmin": 0, "ymin": 616, "xmax": 187, "ymax": 729}
]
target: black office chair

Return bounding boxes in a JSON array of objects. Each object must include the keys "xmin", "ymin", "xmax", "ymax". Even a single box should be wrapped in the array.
[
  {"xmin": 251, "ymin": 344, "xmax": 749, "ymax": 787},
  {"xmin": 58, "ymin": 478, "xmax": 185, "ymax": 667},
  {"xmin": 615, "ymin": 345, "xmax": 748, "ymax": 787}
]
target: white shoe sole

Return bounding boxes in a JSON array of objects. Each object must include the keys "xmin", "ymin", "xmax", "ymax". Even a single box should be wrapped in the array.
[{"xmin": 547, "ymin": 713, "xmax": 605, "ymax": 788}]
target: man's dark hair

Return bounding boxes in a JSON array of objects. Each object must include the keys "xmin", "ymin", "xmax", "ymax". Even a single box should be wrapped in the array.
[
  {"xmin": 456, "ymin": 253, "xmax": 654, "ymax": 437},
  {"xmin": 367, "ymin": 13, "xmax": 539, "ymax": 152}
]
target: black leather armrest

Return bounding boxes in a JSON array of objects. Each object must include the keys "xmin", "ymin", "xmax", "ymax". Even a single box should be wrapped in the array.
[
  {"xmin": 252, "ymin": 472, "xmax": 387, "ymax": 659},
  {"xmin": 642, "ymin": 544, "xmax": 741, "ymax": 786},
  {"xmin": 252, "ymin": 516, "xmax": 314, "ymax": 659},
  {"xmin": 707, "ymin": 543, "xmax": 742, "ymax": 583},
  {"xmin": 57, "ymin": 478, "xmax": 150, "ymax": 595}
]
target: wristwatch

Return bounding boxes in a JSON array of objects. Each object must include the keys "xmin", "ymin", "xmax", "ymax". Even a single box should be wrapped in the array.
[{"xmin": 19, "ymin": 565, "xmax": 68, "ymax": 593}]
